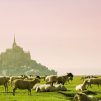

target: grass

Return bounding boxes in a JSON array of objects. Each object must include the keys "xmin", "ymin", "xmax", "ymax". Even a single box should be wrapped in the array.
[{"xmin": 0, "ymin": 76, "xmax": 101, "ymax": 101}]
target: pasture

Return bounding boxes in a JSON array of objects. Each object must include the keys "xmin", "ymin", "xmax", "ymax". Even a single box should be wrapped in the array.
[{"xmin": 0, "ymin": 76, "xmax": 101, "ymax": 101}]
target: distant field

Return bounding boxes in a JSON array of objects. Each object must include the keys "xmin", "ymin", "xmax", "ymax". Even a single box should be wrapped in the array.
[{"xmin": 0, "ymin": 76, "xmax": 101, "ymax": 101}]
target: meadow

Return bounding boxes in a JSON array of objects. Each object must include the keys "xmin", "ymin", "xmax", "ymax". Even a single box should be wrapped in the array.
[{"xmin": 0, "ymin": 76, "xmax": 101, "ymax": 101}]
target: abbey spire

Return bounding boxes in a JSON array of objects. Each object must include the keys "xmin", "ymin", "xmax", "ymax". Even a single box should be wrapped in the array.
[{"xmin": 13, "ymin": 35, "xmax": 17, "ymax": 48}]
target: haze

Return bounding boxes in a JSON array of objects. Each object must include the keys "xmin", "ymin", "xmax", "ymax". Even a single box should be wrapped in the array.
[{"xmin": 0, "ymin": 0, "xmax": 101, "ymax": 75}]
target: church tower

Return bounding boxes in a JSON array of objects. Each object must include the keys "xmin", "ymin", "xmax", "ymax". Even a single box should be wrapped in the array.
[{"xmin": 12, "ymin": 35, "xmax": 17, "ymax": 48}]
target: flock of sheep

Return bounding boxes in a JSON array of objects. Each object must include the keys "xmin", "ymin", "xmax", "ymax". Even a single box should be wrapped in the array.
[
  {"xmin": 0, "ymin": 73, "xmax": 101, "ymax": 101},
  {"xmin": 75, "ymin": 75, "xmax": 101, "ymax": 101},
  {"xmin": 0, "ymin": 73, "xmax": 73, "ymax": 95}
]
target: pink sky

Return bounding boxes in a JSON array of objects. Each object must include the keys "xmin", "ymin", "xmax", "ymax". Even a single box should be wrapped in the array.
[{"xmin": 0, "ymin": 0, "xmax": 101, "ymax": 75}]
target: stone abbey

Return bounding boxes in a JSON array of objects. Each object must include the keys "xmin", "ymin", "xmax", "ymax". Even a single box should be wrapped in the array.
[{"xmin": 0, "ymin": 36, "xmax": 57, "ymax": 76}]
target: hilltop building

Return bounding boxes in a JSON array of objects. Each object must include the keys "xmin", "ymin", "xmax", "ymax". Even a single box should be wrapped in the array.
[{"xmin": 0, "ymin": 36, "xmax": 57, "ymax": 76}]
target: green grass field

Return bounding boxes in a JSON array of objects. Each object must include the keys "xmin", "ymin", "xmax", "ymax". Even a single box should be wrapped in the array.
[{"xmin": 0, "ymin": 76, "xmax": 101, "ymax": 101}]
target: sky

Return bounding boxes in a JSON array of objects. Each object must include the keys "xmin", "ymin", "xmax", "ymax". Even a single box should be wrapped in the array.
[{"xmin": 0, "ymin": 0, "xmax": 101, "ymax": 75}]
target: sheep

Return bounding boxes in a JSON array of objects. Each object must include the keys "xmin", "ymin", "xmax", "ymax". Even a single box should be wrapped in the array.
[
  {"xmin": 54, "ymin": 84, "xmax": 67, "ymax": 91},
  {"xmin": 34, "ymin": 84, "xmax": 67, "ymax": 92},
  {"xmin": 45, "ymin": 73, "xmax": 73, "ymax": 86},
  {"xmin": 81, "ymin": 75, "xmax": 98, "ymax": 81},
  {"xmin": 10, "ymin": 75, "xmax": 28, "ymax": 86},
  {"xmin": 57, "ymin": 73, "xmax": 73, "ymax": 85},
  {"xmin": 36, "ymin": 84, "xmax": 54, "ymax": 92},
  {"xmin": 34, "ymin": 84, "xmax": 55, "ymax": 92},
  {"xmin": 12, "ymin": 78, "xmax": 40, "ymax": 96},
  {"xmin": 0, "ymin": 76, "xmax": 10, "ymax": 92},
  {"xmin": 76, "ymin": 79, "xmax": 88, "ymax": 91},
  {"xmin": 45, "ymin": 75, "xmax": 57, "ymax": 86},
  {"xmin": 74, "ymin": 92, "xmax": 98, "ymax": 101},
  {"xmin": 81, "ymin": 76, "xmax": 89, "ymax": 81},
  {"xmin": 33, "ymin": 84, "xmax": 46, "ymax": 92},
  {"xmin": 87, "ymin": 78, "xmax": 101, "ymax": 88}
]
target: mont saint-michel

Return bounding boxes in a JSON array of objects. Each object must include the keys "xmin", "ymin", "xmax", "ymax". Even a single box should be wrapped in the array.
[{"xmin": 0, "ymin": 37, "xmax": 57, "ymax": 76}]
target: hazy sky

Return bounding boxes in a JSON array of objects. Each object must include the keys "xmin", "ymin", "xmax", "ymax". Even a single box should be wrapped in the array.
[{"xmin": 0, "ymin": 0, "xmax": 101, "ymax": 75}]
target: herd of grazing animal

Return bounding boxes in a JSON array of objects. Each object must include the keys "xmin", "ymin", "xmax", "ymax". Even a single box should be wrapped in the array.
[
  {"xmin": 75, "ymin": 75, "xmax": 101, "ymax": 101},
  {"xmin": 0, "ymin": 73, "xmax": 101, "ymax": 101},
  {"xmin": 45, "ymin": 73, "xmax": 73, "ymax": 86},
  {"xmin": 12, "ymin": 78, "xmax": 40, "ymax": 96},
  {"xmin": 0, "ymin": 73, "xmax": 73, "ymax": 96}
]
